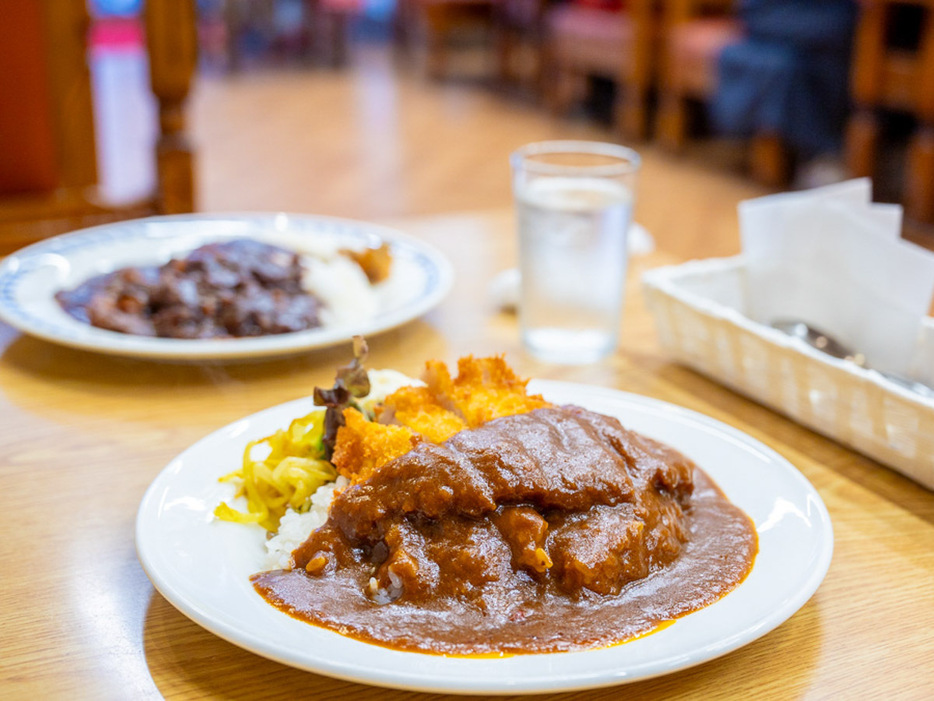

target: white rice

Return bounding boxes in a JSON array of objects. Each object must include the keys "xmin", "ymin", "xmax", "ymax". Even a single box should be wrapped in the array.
[
  {"xmin": 355, "ymin": 368, "xmax": 424, "ymax": 416},
  {"xmin": 264, "ymin": 476, "xmax": 350, "ymax": 569},
  {"xmin": 262, "ymin": 369, "xmax": 421, "ymax": 570},
  {"xmin": 300, "ymin": 253, "xmax": 379, "ymax": 327}
]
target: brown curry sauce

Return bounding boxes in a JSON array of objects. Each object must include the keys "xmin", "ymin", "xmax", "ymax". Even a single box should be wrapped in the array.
[{"xmin": 252, "ymin": 406, "xmax": 757, "ymax": 655}]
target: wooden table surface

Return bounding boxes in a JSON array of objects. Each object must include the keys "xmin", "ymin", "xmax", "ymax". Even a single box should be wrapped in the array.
[{"xmin": 1, "ymin": 209, "xmax": 932, "ymax": 700}]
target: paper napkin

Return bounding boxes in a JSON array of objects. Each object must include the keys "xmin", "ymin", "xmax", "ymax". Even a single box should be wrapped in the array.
[{"xmin": 739, "ymin": 179, "xmax": 934, "ymax": 374}]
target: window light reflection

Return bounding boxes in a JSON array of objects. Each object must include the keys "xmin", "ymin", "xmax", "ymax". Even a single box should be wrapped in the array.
[{"xmin": 758, "ymin": 497, "xmax": 808, "ymax": 533}]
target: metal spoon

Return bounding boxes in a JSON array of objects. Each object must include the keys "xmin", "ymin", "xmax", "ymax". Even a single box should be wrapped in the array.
[{"xmin": 771, "ymin": 319, "xmax": 934, "ymax": 399}]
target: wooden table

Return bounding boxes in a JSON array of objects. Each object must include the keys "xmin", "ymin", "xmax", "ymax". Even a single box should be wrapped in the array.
[{"xmin": 1, "ymin": 209, "xmax": 932, "ymax": 700}]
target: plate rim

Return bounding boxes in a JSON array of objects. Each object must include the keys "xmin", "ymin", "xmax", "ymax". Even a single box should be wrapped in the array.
[
  {"xmin": 135, "ymin": 380, "xmax": 834, "ymax": 694},
  {"xmin": 0, "ymin": 212, "xmax": 454, "ymax": 360}
]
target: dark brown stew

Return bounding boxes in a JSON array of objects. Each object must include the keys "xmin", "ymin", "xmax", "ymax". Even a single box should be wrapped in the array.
[
  {"xmin": 253, "ymin": 406, "xmax": 757, "ymax": 654},
  {"xmin": 56, "ymin": 239, "xmax": 321, "ymax": 338}
]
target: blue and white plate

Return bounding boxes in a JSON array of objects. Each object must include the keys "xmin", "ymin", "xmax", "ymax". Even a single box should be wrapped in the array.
[{"xmin": 0, "ymin": 213, "xmax": 453, "ymax": 360}]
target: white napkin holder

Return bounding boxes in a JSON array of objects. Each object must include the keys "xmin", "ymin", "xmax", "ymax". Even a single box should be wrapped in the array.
[{"xmin": 643, "ymin": 257, "xmax": 934, "ymax": 490}]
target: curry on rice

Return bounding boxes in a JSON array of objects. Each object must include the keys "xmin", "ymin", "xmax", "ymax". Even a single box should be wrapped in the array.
[{"xmin": 224, "ymin": 352, "xmax": 757, "ymax": 654}]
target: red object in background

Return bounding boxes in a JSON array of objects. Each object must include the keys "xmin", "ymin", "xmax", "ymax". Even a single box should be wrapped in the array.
[
  {"xmin": 319, "ymin": 0, "xmax": 364, "ymax": 12},
  {"xmin": 0, "ymin": 2, "xmax": 59, "ymax": 194},
  {"xmin": 572, "ymin": 0, "xmax": 624, "ymax": 11},
  {"xmin": 88, "ymin": 15, "xmax": 145, "ymax": 51}
]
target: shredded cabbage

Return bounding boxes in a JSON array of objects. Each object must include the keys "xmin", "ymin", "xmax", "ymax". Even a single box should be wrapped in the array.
[{"xmin": 213, "ymin": 410, "xmax": 337, "ymax": 532}]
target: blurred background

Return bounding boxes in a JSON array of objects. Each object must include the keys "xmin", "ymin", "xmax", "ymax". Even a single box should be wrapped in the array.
[{"xmin": 1, "ymin": 0, "xmax": 932, "ymax": 254}]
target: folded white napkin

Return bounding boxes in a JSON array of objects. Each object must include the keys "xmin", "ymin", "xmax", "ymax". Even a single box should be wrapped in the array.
[{"xmin": 739, "ymin": 179, "xmax": 934, "ymax": 375}]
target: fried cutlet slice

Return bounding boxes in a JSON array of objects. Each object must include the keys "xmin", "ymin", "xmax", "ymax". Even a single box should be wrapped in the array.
[
  {"xmin": 331, "ymin": 356, "xmax": 550, "ymax": 481},
  {"xmin": 379, "ymin": 385, "xmax": 468, "ymax": 444},
  {"xmin": 331, "ymin": 407, "xmax": 420, "ymax": 482},
  {"xmin": 340, "ymin": 243, "xmax": 392, "ymax": 283},
  {"xmin": 426, "ymin": 355, "xmax": 552, "ymax": 427}
]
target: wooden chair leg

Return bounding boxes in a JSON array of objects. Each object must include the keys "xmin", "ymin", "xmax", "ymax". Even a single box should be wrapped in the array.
[
  {"xmin": 845, "ymin": 109, "xmax": 879, "ymax": 178},
  {"xmin": 328, "ymin": 13, "xmax": 349, "ymax": 67},
  {"xmin": 427, "ymin": 33, "xmax": 447, "ymax": 79},
  {"xmin": 656, "ymin": 92, "xmax": 688, "ymax": 151},
  {"xmin": 615, "ymin": 88, "xmax": 647, "ymax": 141},
  {"xmin": 544, "ymin": 68, "xmax": 581, "ymax": 115},
  {"xmin": 493, "ymin": 25, "xmax": 512, "ymax": 84},
  {"xmin": 749, "ymin": 132, "xmax": 792, "ymax": 188},
  {"xmin": 146, "ymin": 0, "xmax": 197, "ymax": 214},
  {"xmin": 422, "ymin": 10, "xmax": 450, "ymax": 80},
  {"xmin": 530, "ymin": 40, "xmax": 546, "ymax": 98},
  {"xmin": 907, "ymin": 126, "xmax": 934, "ymax": 224}
]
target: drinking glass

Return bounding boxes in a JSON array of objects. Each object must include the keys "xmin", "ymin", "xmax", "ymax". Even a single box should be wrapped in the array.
[{"xmin": 510, "ymin": 141, "xmax": 641, "ymax": 364}]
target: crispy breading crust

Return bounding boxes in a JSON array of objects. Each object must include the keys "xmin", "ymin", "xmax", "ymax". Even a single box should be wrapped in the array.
[
  {"xmin": 331, "ymin": 408, "xmax": 420, "ymax": 481},
  {"xmin": 433, "ymin": 355, "xmax": 551, "ymax": 427},
  {"xmin": 333, "ymin": 355, "xmax": 551, "ymax": 483},
  {"xmin": 377, "ymin": 385, "xmax": 468, "ymax": 444}
]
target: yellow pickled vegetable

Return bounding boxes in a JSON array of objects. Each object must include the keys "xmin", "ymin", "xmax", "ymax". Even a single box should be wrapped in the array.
[{"xmin": 214, "ymin": 410, "xmax": 337, "ymax": 532}]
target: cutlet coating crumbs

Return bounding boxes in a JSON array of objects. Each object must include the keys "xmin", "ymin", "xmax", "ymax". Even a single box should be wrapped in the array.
[{"xmin": 333, "ymin": 355, "xmax": 552, "ymax": 484}]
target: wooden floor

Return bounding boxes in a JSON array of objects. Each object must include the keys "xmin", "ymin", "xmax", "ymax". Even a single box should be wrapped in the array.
[{"xmin": 191, "ymin": 45, "xmax": 769, "ymax": 260}]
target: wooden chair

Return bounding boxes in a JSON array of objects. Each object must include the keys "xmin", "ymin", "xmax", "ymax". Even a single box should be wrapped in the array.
[
  {"xmin": 492, "ymin": 0, "xmax": 550, "ymax": 91},
  {"xmin": 654, "ymin": 0, "xmax": 794, "ymax": 187},
  {"xmin": 220, "ymin": 0, "xmax": 355, "ymax": 69},
  {"xmin": 312, "ymin": 0, "xmax": 361, "ymax": 67},
  {"xmin": 399, "ymin": 0, "xmax": 498, "ymax": 80},
  {"xmin": 541, "ymin": 0, "xmax": 657, "ymax": 140},
  {"xmin": 847, "ymin": 0, "xmax": 934, "ymax": 224},
  {"xmin": 0, "ymin": 0, "xmax": 197, "ymax": 254},
  {"xmin": 655, "ymin": 0, "xmax": 738, "ymax": 149}
]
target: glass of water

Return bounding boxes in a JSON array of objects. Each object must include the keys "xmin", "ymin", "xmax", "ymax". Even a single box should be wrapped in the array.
[{"xmin": 510, "ymin": 141, "xmax": 641, "ymax": 364}]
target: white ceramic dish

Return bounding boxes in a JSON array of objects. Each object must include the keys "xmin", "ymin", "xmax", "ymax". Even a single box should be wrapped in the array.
[
  {"xmin": 136, "ymin": 379, "xmax": 832, "ymax": 694},
  {"xmin": 0, "ymin": 213, "xmax": 453, "ymax": 360}
]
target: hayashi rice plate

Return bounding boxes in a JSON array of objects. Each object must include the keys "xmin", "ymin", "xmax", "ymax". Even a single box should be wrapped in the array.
[{"xmin": 56, "ymin": 239, "xmax": 392, "ymax": 339}]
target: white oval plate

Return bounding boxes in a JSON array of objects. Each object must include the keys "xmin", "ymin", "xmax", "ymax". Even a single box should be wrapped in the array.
[
  {"xmin": 0, "ymin": 213, "xmax": 453, "ymax": 360},
  {"xmin": 136, "ymin": 380, "xmax": 833, "ymax": 694}
]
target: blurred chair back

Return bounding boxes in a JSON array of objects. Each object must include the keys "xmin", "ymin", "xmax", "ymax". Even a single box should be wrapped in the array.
[
  {"xmin": 493, "ymin": 0, "xmax": 550, "ymax": 91},
  {"xmin": 542, "ymin": 0, "xmax": 658, "ymax": 140},
  {"xmin": 847, "ymin": 0, "xmax": 934, "ymax": 224},
  {"xmin": 398, "ymin": 0, "xmax": 497, "ymax": 80},
  {"xmin": 0, "ymin": 2, "xmax": 97, "ymax": 200},
  {"xmin": 655, "ymin": 0, "xmax": 739, "ymax": 150},
  {"xmin": 0, "ymin": 0, "xmax": 197, "ymax": 254},
  {"xmin": 655, "ymin": 0, "xmax": 800, "ymax": 187}
]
